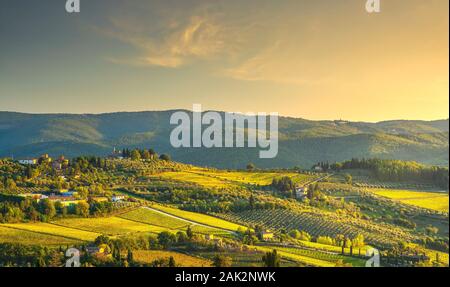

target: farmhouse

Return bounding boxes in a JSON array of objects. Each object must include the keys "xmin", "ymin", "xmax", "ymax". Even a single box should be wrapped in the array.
[
  {"xmin": 85, "ymin": 246, "xmax": 107, "ymax": 255},
  {"xmin": 52, "ymin": 161, "xmax": 62, "ymax": 170},
  {"xmin": 109, "ymin": 147, "xmax": 124, "ymax": 160},
  {"xmin": 39, "ymin": 154, "xmax": 52, "ymax": 164},
  {"xmin": 52, "ymin": 155, "xmax": 69, "ymax": 170},
  {"xmin": 59, "ymin": 190, "xmax": 78, "ymax": 197},
  {"xmin": 48, "ymin": 196, "xmax": 80, "ymax": 207},
  {"xmin": 295, "ymin": 186, "xmax": 308, "ymax": 199},
  {"xmin": 112, "ymin": 195, "xmax": 125, "ymax": 202},
  {"xmin": 312, "ymin": 165, "xmax": 323, "ymax": 172},
  {"xmin": 19, "ymin": 193, "xmax": 48, "ymax": 201}
]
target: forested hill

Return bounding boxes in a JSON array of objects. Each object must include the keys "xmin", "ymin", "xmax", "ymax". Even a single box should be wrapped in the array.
[{"xmin": 0, "ymin": 111, "xmax": 448, "ymax": 169}]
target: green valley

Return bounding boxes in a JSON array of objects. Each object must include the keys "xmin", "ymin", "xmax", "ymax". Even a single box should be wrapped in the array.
[{"xmin": 0, "ymin": 152, "xmax": 448, "ymax": 267}]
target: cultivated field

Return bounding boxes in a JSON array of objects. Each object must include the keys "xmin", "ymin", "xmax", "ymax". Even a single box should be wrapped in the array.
[
  {"xmin": 0, "ymin": 225, "xmax": 80, "ymax": 246},
  {"xmin": 118, "ymin": 208, "xmax": 190, "ymax": 229},
  {"xmin": 1, "ymin": 222, "xmax": 100, "ymax": 241},
  {"xmin": 193, "ymin": 169, "xmax": 316, "ymax": 186},
  {"xmin": 151, "ymin": 168, "xmax": 318, "ymax": 189},
  {"xmin": 150, "ymin": 204, "xmax": 246, "ymax": 232},
  {"xmin": 216, "ymin": 209, "xmax": 417, "ymax": 248},
  {"xmin": 53, "ymin": 217, "xmax": 167, "ymax": 236},
  {"xmin": 118, "ymin": 208, "xmax": 231, "ymax": 236},
  {"xmin": 150, "ymin": 171, "xmax": 232, "ymax": 188},
  {"xmin": 367, "ymin": 188, "xmax": 449, "ymax": 212},
  {"xmin": 258, "ymin": 245, "xmax": 366, "ymax": 267}
]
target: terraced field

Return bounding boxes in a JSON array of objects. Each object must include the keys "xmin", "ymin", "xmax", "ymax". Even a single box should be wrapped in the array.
[{"xmin": 367, "ymin": 189, "xmax": 449, "ymax": 212}]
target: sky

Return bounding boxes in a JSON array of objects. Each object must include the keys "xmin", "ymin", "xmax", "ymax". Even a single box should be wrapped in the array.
[{"xmin": 0, "ymin": 0, "xmax": 448, "ymax": 122}]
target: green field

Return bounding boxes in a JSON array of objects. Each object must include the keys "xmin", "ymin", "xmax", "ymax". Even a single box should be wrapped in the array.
[
  {"xmin": 151, "ymin": 168, "xmax": 317, "ymax": 189},
  {"xmin": 0, "ymin": 225, "xmax": 81, "ymax": 246},
  {"xmin": 118, "ymin": 208, "xmax": 190, "ymax": 229},
  {"xmin": 1, "ymin": 222, "xmax": 100, "ymax": 241},
  {"xmin": 0, "ymin": 206, "xmax": 244, "ymax": 246},
  {"xmin": 151, "ymin": 171, "xmax": 232, "ymax": 188},
  {"xmin": 118, "ymin": 208, "xmax": 231, "ymax": 236},
  {"xmin": 0, "ymin": 207, "xmax": 236, "ymax": 246},
  {"xmin": 194, "ymin": 169, "xmax": 315, "ymax": 185},
  {"xmin": 150, "ymin": 204, "xmax": 246, "ymax": 232},
  {"xmin": 53, "ymin": 217, "xmax": 167, "ymax": 236},
  {"xmin": 368, "ymin": 188, "xmax": 449, "ymax": 212}
]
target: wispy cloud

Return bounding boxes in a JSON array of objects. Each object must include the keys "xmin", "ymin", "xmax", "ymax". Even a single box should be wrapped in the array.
[
  {"xmin": 101, "ymin": 13, "xmax": 228, "ymax": 68},
  {"xmin": 223, "ymin": 40, "xmax": 333, "ymax": 86}
]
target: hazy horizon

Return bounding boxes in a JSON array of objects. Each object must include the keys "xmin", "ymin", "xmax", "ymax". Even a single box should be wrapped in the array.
[
  {"xmin": 1, "ymin": 0, "xmax": 448, "ymax": 122},
  {"xmin": 1, "ymin": 108, "xmax": 448, "ymax": 124}
]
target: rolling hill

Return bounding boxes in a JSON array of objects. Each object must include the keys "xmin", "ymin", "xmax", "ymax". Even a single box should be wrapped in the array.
[{"xmin": 0, "ymin": 111, "xmax": 448, "ymax": 168}]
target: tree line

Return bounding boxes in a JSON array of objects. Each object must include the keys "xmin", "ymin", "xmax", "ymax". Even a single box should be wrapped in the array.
[{"xmin": 329, "ymin": 158, "xmax": 449, "ymax": 190}]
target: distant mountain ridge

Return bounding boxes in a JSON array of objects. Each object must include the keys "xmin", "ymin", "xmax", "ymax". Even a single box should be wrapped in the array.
[{"xmin": 0, "ymin": 111, "xmax": 448, "ymax": 168}]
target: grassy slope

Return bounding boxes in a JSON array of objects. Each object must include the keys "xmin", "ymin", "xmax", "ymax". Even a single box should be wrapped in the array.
[
  {"xmin": 53, "ymin": 217, "xmax": 168, "ymax": 236},
  {"xmin": 368, "ymin": 188, "xmax": 449, "ymax": 212},
  {"xmin": 0, "ymin": 207, "xmax": 375, "ymax": 267},
  {"xmin": 1, "ymin": 222, "xmax": 100, "ymax": 241},
  {"xmin": 118, "ymin": 208, "xmax": 190, "ymax": 229},
  {"xmin": 118, "ymin": 208, "xmax": 231, "ymax": 236},
  {"xmin": 150, "ymin": 168, "xmax": 317, "ymax": 190},
  {"xmin": 149, "ymin": 204, "xmax": 246, "ymax": 232},
  {"xmin": 0, "ymin": 225, "xmax": 81, "ymax": 246}
]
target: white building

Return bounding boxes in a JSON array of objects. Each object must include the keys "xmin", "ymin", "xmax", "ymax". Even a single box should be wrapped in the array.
[
  {"xmin": 112, "ymin": 195, "xmax": 125, "ymax": 202},
  {"xmin": 295, "ymin": 187, "xmax": 308, "ymax": 199},
  {"xmin": 18, "ymin": 159, "xmax": 37, "ymax": 165},
  {"xmin": 313, "ymin": 165, "xmax": 324, "ymax": 172}
]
